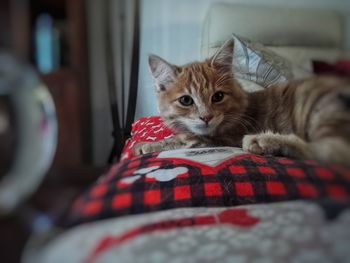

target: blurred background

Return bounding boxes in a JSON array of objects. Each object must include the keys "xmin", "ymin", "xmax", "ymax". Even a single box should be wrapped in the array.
[{"xmin": 0, "ymin": 0, "xmax": 350, "ymax": 262}]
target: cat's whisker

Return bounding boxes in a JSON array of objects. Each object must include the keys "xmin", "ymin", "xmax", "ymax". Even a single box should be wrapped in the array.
[
  {"xmin": 239, "ymin": 113, "xmax": 260, "ymax": 129},
  {"xmin": 226, "ymin": 114, "xmax": 260, "ymax": 134},
  {"xmin": 222, "ymin": 115, "xmax": 249, "ymax": 133}
]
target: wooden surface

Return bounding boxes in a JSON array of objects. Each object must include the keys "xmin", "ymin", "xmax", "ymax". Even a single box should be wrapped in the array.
[
  {"xmin": 67, "ymin": 0, "xmax": 92, "ymax": 163},
  {"xmin": 10, "ymin": 0, "xmax": 31, "ymax": 59},
  {"xmin": 42, "ymin": 69, "xmax": 83, "ymax": 166}
]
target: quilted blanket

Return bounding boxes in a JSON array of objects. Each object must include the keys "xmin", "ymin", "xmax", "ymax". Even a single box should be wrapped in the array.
[
  {"xmin": 24, "ymin": 116, "xmax": 350, "ymax": 263},
  {"xmin": 28, "ymin": 201, "xmax": 350, "ymax": 263}
]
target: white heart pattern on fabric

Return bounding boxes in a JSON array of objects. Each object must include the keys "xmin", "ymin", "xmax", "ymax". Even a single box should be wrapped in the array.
[
  {"xmin": 146, "ymin": 167, "xmax": 188, "ymax": 182},
  {"xmin": 135, "ymin": 166, "xmax": 160, "ymax": 174},
  {"xmin": 120, "ymin": 175, "xmax": 141, "ymax": 184}
]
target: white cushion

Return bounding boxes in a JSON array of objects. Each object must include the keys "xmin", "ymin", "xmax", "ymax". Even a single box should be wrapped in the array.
[{"xmin": 230, "ymin": 34, "xmax": 312, "ymax": 91}]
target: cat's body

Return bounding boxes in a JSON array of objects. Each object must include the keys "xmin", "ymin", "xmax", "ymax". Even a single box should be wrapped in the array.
[{"xmin": 134, "ymin": 40, "xmax": 350, "ymax": 164}]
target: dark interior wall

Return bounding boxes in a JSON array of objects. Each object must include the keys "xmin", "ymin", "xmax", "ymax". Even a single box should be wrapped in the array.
[{"xmin": 0, "ymin": 1, "xmax": 11, "ymax": 47}]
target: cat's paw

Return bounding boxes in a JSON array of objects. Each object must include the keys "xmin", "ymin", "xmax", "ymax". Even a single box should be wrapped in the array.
[
  {"xmin": 242, "ymin": 133, "xmax": 283, "ymax": 156},
  {"xmin": 133, "ymin": 142, "xmax": 163, "ymax": 156}
]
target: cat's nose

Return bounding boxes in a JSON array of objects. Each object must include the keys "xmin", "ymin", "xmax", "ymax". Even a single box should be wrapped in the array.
[{"xmin": 199, "ymin": 115, "xmax": 213, "ymax": 124}]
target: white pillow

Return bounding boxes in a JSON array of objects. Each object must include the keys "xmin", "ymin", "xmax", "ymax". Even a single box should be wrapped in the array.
[{"xmin": 231, "ymin": 34, "xmax": 312, "ymax": 90}]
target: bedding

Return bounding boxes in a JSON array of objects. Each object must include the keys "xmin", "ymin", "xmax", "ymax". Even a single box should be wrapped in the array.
[
  {"xmin": 69, "ymin": 147, "xmax": 350, "ymax": 226},
  {"xmin": 201, "ymin": 34, "xmax": 313, "ymax": 93},
  {"xmin": 42, "ymin": 140, "xmax": 346, "ymax": 263},
  {"xmin": 33, "ymin": 56, "xmax": 350, "ymax": 263},
  {"xmin": 121, "ymin": 116, "xmax": 174, "ymax": 161},
  {"xmin": 25, "ymin": 139, "xmax": 350, "ymax": 263},
  {"xmin": 229, "ymin": 34, "xmax": 311, "ymax": 89},
  {"xmin": 29, "ymin": 201, "xmax": 350, "ymax": 263},
  {"xmin": 57, "ymin": 111, "xmax": 349, "ymax": 262},
  {"xmin": 67, "ymin": 116, "xmax": 350, "ymax": 226},
  {"xmin": 26, "ymin": 73, "xmax": 350, "ymax": 263}
]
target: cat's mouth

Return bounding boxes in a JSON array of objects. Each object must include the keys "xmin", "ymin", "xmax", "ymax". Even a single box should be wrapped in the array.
[
  {"xmin": 190, "ymin": 123, "xmax": 218, "ymax": 135},
  {"xmin": 179, "ymin": 116, "xmax": 223, "ymax": 135}
]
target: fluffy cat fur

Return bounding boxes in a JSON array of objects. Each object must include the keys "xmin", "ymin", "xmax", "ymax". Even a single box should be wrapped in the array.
[{"xmin": 133, "ymin": 39, "xmax": 350, "ymax": 164}]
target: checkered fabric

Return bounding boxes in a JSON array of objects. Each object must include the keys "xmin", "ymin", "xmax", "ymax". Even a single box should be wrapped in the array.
[{"xmin": 68, "ymin": 151, "xmax": 350, "ymax": 226}]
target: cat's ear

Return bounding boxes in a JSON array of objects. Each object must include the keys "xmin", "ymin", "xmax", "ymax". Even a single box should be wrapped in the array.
[
  {"xmin": 148, "ymin": 55, "xmax": 177, "ymax": 92},
  {"xmin": 209, "ymin": 38, "xmax": 234, "ymax": 73}
]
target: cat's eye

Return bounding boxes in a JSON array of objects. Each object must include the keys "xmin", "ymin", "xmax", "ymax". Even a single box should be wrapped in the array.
[
  {"xmin": 212, "ymin": 91, "xmax": 224, "ymax": 103},
  {"xmin": 179, "ymin": 95, "xmax": 194, "ymax": 106}
]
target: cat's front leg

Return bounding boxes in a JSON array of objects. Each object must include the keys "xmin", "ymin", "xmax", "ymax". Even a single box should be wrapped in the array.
[
  {"xmin": 242, "ymin": 131, "xmax": 312, "ymax": 159},
  {"xmin": 133, "ymin": 137, "xmax": 185, "ymax": 155}
]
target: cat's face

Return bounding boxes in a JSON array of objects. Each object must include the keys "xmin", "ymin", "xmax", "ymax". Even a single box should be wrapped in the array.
[{"xmin": 149, "ymin": 40, "xmax": 247, "ymax": 136}]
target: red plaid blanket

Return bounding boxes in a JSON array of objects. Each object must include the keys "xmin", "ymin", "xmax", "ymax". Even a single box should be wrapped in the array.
[{"xmin": 68, "ymin": 148, "xmax": 350, "ymax": 225}]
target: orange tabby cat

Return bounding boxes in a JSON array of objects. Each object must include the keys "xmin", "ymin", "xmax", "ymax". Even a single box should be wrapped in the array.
[{"xmin": 134, "ymin": 39, "xmax": 350, "ymax": 164}]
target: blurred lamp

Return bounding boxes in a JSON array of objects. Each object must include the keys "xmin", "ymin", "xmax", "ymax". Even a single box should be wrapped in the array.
[{"xmin": 0, "ymin": 53, "xmax": 57, "ymax": 215}]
